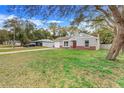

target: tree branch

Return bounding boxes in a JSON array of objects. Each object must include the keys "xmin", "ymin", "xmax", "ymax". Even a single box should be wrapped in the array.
[
  {"xmin": 95, "ymin": 6, "xmax": 115, "ymax": 24},
  {"xmin": 109, "ymin": 5, "xmax": 124, "ymax": 23},
  {"xmin": 104, "ymin": 18, "xmax": 114, "ymax": 28}
]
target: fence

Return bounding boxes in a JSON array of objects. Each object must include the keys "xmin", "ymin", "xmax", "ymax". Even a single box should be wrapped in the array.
[{"xmin": 100, "ymin": 44, "xmax": 112, "ymax": 49}]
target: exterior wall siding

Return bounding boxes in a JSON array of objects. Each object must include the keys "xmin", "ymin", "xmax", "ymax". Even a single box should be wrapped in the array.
[
  {"xmin": 60, "ymin": 41, "xmax": 64, "ymax": 47},
  {"xmin": 76, "ymin": 38, "xmax": 97, "ymax": 46},
  {"xmin": 42, "ymin": 42, "xmax": 54, "ymax": 47},
  {"xmin": 71, "ymin": 37, "xmax": 97, "ymax": 50}
]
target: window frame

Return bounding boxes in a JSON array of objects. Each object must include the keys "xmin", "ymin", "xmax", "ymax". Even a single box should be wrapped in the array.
[
  {"xmin": 85, "ymin": 40, "xmax": 89, "ymax": 47},
  {"xmin": 64, "ymin": 41, "xmax": 69, "ymax": 47}
]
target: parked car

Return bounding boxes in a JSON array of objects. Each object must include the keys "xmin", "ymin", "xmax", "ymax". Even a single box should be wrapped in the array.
[{"xmin": 23, "ymin": 43, "xmax": 36, "ymax": 47}]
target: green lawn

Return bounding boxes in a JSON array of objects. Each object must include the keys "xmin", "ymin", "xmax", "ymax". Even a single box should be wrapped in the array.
[
  {"xmin": 0, "ymin": 49, "xmax": 124, "ymax": 88},
  {"xmin": 0, "ymin": 45, "xmax": 14, "ymax": 48}
]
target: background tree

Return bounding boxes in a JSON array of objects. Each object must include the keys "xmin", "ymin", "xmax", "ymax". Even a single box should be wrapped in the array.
[
  {"xmin": 18, "ymin": 20, "xmax": 36, "ymax": 45},
  {"xmin": 92, "ymin": 27, "xmax": 114, "ymax": 44},
  {"xmin": 3, "ymin": 18, "xmax": 36, "ymax": 46},
  {"xmin": 33, "ymin": 29, "xmax": 51, "ymax": 40},
  {"xmin": 58, "ymin": 27, "xmax": 68, "ymax": 37},
  {"xmin": 66, "ymin": 26, "xmax": 79, "ymax": 36},
  {"xmin": 0, "ymin": 29, "xmax": 10, "ymax": 44},
  {"xmin": 3, "ymin": 17, "xmax": 20, "ymax": 47},
  {"xmin": 48, "ymin": 23, "xmax": 59, "ymax": 39}
]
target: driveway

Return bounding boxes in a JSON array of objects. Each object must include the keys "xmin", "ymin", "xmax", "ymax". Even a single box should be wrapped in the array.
[
  {"xmin": 0, "ymin": 48, "xmax": 55, "ymax": 55},
  {"xmin": 0, "ymin": 48, "xmax": 14, "ymax": 49},
  {"xmin": 0, "ymin": 47, "xmax": 23, "ymax": 49}
]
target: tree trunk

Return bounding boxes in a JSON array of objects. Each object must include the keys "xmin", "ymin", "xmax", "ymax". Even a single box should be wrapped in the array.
[
  {"xmin": 106, "ymin": 6, "xmax": 124, "ymax": 60},
  {"xmin": 121, "ymin": 44, "xmax": 124, "ymax": 54},
  {"xmin": 106, "ymin": 25, "xmax": 124, "ymax": 60},
  {"xmin": 21, "ymin": 42, "xmax": 23, "ymax": 46},
  {"xmin": 106, "ymin": 36, "xmax": 121, "ymax": 60}
]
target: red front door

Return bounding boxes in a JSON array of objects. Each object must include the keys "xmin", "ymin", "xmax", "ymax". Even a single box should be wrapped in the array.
[{"xmin": 72, "ymin": 41, "xmax": 76, "ymax": 48}]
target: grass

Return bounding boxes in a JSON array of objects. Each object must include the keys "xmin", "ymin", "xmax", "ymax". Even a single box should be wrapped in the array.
[
  {"xmin": 0, "ymin": 46, "xmax": 46, "ymax": 52},
  {"xmin": 0, "ymin": 45, "xmax": 13, "ymax": 48},
  {"xmin": 0, "ymin": 49, "xmax": 124, "ymax": 87}
]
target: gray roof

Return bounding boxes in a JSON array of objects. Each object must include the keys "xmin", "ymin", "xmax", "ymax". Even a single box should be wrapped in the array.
[
  {"xmin": 54, "ymin": 36, "xmax": 70, "ymax": 42},
  {"xmin": 55, "ymin": 33, "xmax": 98, "ymax": 42},
  {"xmin": 72, "ymin": 33, "xmax": 97, "ymax": 38},
  {"xmin": 32, "ymin": 39, "xmax": 54, "ymax": 43}
]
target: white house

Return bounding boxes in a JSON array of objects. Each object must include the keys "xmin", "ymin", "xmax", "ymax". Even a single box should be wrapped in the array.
[
  {"xmin": 54, "ymin": 33, "xmax": 100, "ymax": 50},
  {"xmin": 32, "ymin": 39, "xmax": 54, "ymax": 48}
]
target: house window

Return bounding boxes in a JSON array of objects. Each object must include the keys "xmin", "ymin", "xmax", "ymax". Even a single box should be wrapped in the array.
[
  {"xmin": 64, "ymin": 41, "xmax": 68, "ymax": 46},
  {"xmin": 85, "ymin": 40, "xmax": 89, "ymax": 47}
]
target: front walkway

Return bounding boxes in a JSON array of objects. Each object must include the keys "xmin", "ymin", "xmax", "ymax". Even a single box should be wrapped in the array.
[{"xmin": 0, "ymin": 48, "xmax": 55, "ymax": 55}]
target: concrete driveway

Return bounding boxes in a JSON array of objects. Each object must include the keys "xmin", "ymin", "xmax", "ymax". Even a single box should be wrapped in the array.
[{"xmin": 0, "ymin": 48, "xmax": 55, "ymax": 55}]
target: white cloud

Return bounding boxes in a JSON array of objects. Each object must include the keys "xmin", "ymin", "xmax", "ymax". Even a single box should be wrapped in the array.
[
  {"xmin": 0, "ymin": 14, "xmax": 8, "ymax": 20},
  {"xmin": 29, "ymin": 19, "xmax": 42, "ymax": 26},
  {"xmin": 0, "ymin": 14, "xmax": 63, "ymax": 29},
  {"xmin": 7, "ymin": 15, "xmax": 17, "ymax": 19},
  {"xmin": 0, "ymin": 14, "xmax": 43, "ymax": 29},
  {"xmin": 0, "ymin": 14, "xmax": 9, "ymax": 29},
  {"xmin": 69, "ymin": 18, "xmax": 74, "ymax": 22},
  {"xmin": 0, "ymin": 14, "xmax": 22, "ymax": 29},
  {"xmin": 47, "ymin": 20, "xmax": 63, "ymax": 24},
  {"xmin": 29, "ymin": 19, "xmax": 48, "ymax": 29}
]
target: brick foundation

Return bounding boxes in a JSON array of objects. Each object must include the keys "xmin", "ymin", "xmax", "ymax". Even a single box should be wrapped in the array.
[{"xmin": 70, "ymin": 46, "xmax": 96, "ymax": 50}]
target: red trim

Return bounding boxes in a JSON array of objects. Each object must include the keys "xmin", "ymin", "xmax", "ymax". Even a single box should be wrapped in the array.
[
  {"xmin": 71, "ymin": 46, "xmax": 96, "ymax": 50},
  {"xmin": 61, "ymin": 46, "xmax": 96, "ymax": 50}
]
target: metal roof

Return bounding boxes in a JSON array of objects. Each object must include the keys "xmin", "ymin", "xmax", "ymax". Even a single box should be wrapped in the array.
[
  {"xmin": 32, "ymin": 39, "xmax": 54, "ymax": 43},
  {"xmin": 54, "ymin": 36, "xmax": 71, "ymax": 42},
  {"xmin": 55, "ymin": 33, "xmax": 98, "ymax": 42}
]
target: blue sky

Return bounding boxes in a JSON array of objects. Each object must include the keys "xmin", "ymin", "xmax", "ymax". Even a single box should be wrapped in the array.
[{"xmin": 0, "ymin": 5, "xmax": 72, "ymax": 29}]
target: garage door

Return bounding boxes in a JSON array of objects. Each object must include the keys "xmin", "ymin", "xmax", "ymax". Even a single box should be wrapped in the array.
[{"xmin": 54, "ymin": 42, "xmax": 60, "ymax": 48}]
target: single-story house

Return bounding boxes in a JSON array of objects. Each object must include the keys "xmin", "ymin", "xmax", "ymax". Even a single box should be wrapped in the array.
[
  {"xmin": 31, "ymin": 39, "xmax": 54, "ymax": 48},
  {"xmin": 54, "ymin": 33, "xmax": 100, "ymax": 50}
]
